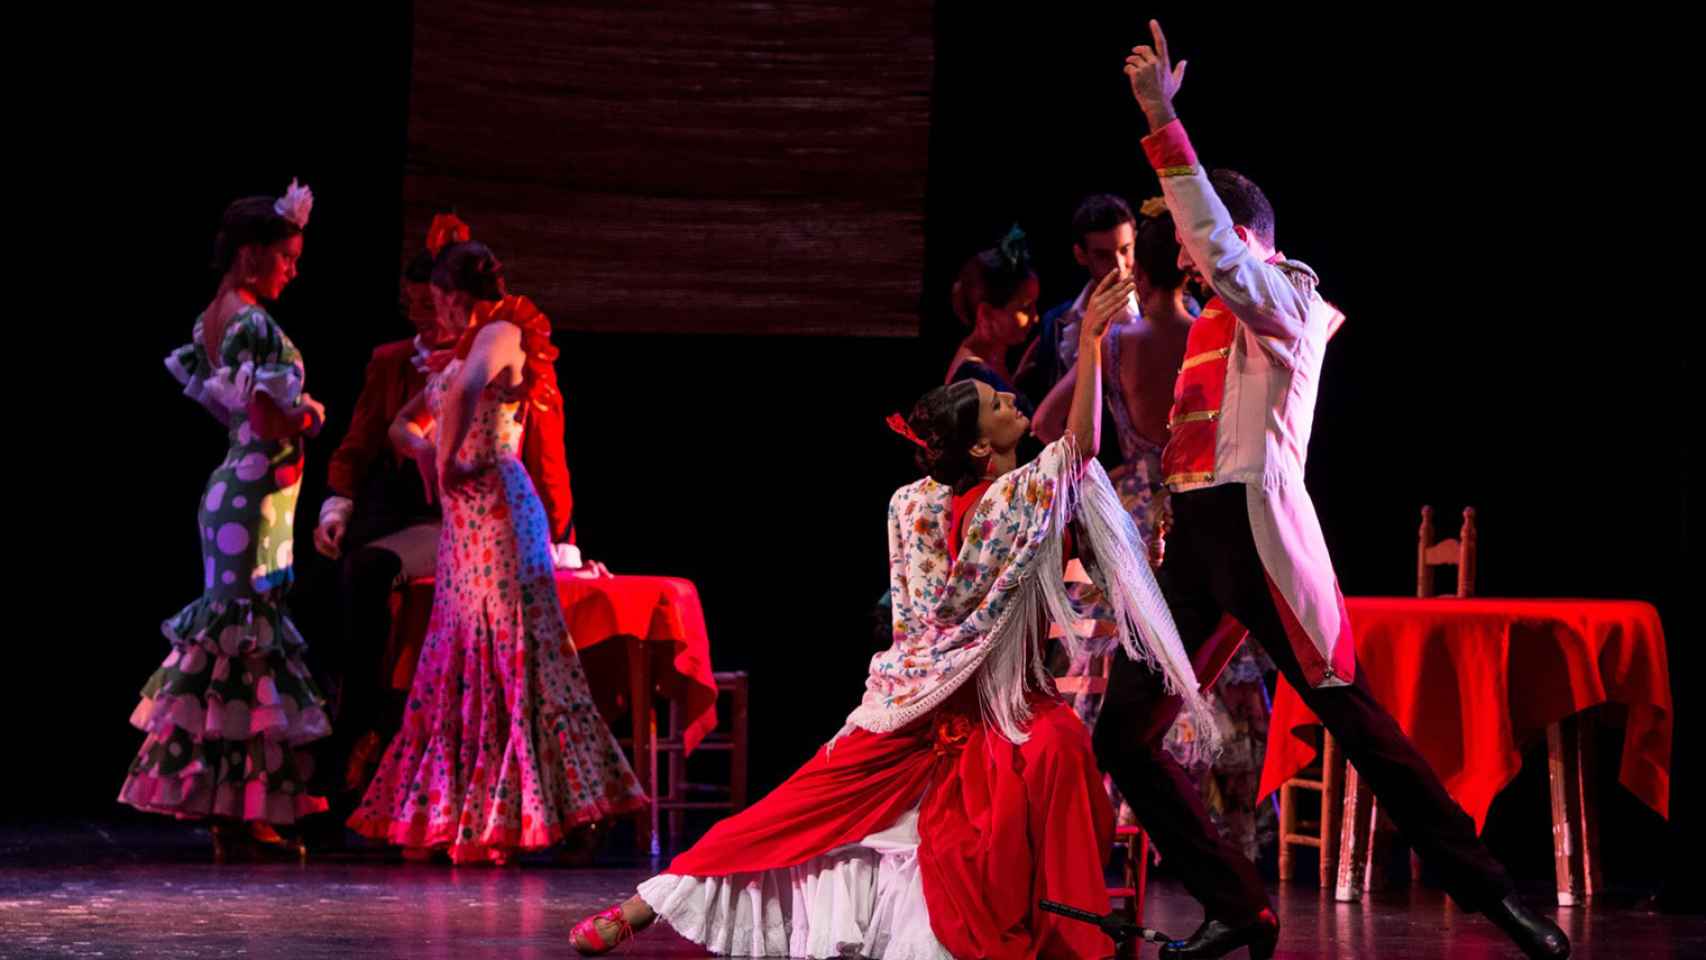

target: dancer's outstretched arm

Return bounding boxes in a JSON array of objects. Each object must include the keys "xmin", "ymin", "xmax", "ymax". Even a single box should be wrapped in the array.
[
  {"xmin": 1125, "ymin": 19, "xmax": 1311, "ymax": 350},
  {"xmin": 1064, "ymin": 268, "xmax": 1133, "ymax": 472}
]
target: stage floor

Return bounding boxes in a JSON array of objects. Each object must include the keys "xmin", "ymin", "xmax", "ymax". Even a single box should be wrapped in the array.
[{"xmin": 3, "ymin": 820, "xmax": 1698, "ymax": 959}]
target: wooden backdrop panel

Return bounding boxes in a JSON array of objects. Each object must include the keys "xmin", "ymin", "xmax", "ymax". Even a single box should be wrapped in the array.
[{"xmin": 405, "ymin": 1, "xmax": 931, "ymax": 335}]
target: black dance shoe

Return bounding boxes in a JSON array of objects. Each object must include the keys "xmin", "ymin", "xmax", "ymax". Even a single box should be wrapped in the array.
[
  {"xmin": 1484, "ymin": 894, "xmax": 1570, "ymax": 959},
  {"xmin": 1158, "ymin": 908, "xmax": 1278, "ymax": 960}
]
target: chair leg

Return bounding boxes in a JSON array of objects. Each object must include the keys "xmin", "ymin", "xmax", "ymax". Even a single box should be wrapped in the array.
[
  {"xmin": 1320, "ymin": 734, "xmax": 1344, "ymax": 890},
  {"xmin": 727, "ymin": 673, "xmax": 750, "ymax": 812},
  {"xmin": 1548, "ymin": 714, "xmax": 1601, "ymax": 906},
  {"xmin": 667, "ymin": 698, "xmax": 686, "ymax": 853},
  {"xmin": 1277, "ymin": 783, "xmax": 1296, "ymax": 882},
  {"xmin": 1130, "ymin": 830, "xmax": 1149, "ymax": 927},
  {"xmin": 1111, "ymin": 829, "xmax": 1148, "ymax": 959}
]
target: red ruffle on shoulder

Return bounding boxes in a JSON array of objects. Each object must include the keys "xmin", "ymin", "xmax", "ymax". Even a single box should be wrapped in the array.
[{"xmin": 451, "ymin": 294, "xmax": 562, "ymax": 412}]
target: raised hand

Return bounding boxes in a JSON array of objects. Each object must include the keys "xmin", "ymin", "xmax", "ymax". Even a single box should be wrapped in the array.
[
  {"xmin": 1082, "ymin": 267, "xmax": 1136, "ymax": 345},
  {"xmin": 1124, "ymin": 19, "xmax": 1186, "ymax": 128}
]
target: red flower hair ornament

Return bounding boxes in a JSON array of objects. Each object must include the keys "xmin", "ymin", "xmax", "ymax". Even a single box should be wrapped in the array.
[{"xmin": 425, "ymin": 212, "xmax": 472, "ymax": 257}]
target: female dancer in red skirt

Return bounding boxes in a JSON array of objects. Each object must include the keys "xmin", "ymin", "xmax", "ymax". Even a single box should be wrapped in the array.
[{"xmin": 572, "ymin": 269, "xmax": 1217, "ymax": 959}]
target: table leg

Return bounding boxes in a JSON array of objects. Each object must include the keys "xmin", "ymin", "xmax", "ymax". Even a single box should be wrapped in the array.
[
  {"xmin": 1335, "ymin": 758, "xmax": 1375, "ymax": 902},
  {"xmin": 625, "ymin": 635, "xmax": 656, "ymax": 857},
  {"xmin": 1548, "ymin": 714, "xmax": 1601, "ymax": 906},
  {"xmin": 728, "ymin": 674, "xmax": 750, "ymax": 812}
]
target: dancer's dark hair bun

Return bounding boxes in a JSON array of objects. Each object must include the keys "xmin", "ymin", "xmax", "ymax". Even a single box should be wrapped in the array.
[
  {"xmin": 211, "ymin": 196, "xmax": 302, "ymax": 273},
  {"xmin": 432, "ymin": 240, "xmax": 507, "ymax": 302},
  {"xmin": 906, "ymin": 380, "xmax": 984, "ymax": 493}
]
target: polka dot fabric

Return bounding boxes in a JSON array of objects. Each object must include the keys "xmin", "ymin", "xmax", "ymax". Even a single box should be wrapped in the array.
[{"xmin": 122, "ymin": 307, "xmax": 330, "ymax": 823}]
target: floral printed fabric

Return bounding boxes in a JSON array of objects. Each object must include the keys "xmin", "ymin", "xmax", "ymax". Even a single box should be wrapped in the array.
[
  {"xmin": 849, "ymin": 437, "xmax": 1215, "ymax": 756},
  {"xmin": 347, "ymin": 359, "xmax": 645, "ymax": 863},
  {"xmin": 851, "ymin": 438, "xmax": 1078, "ymax": 741}
]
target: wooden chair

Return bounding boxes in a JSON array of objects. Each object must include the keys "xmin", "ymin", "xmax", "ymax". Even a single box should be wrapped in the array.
[
  {"xmin": 615, "ymin": 664, "xmax": 751, "ymax": 857},
  {"xmin": 1056, "ymin": 656, "xmax": 1151, "ymax": 955},
  {"xmin": 1277, "ymin": 727, "xmax": 1344, "ymax": 887},
  {"xmin": 1417, "ymin": 505, "xmax": 1478, "ymax": 599},
  {"xmin": 1339, "ymin": 506, "xmax": 1599, "ymax": 906},
  {"xmin": 1277, "ymin": 502, "xmax": 1459, "ymax": 888},
  {"xmin": 1052, "ymin": 522, "xmax": 1253, "ymax": 953},
  {"xmin": 1282, "ymin": 506, "xmax": 1491, "ymax": 897},
  {"xmin": 1054, "ymin": 525, "xmax": 1166, "ymax": 956},
  {"xmin": 656, "ymin": 671, "xmax": 751, "ymax": 855},
  {"xmin": 1332, "ymin": 507, "xmax": 1481, "ymax": 898}
]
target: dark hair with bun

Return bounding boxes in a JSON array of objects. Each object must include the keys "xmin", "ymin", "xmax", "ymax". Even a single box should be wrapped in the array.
[
  {"xmin": 1133, "ymin": 211, "xmax": 1187, "ymax": 292},
  {"xmin": 905, "ymin": 380, "xmax": 986, "ymax": 494},
  {"xmin": 431, "ymin": 240, "xmax": 507, "ymax": 301},
  {"xmin": 950, "ymin": 228, "xmax": 1040, "ymax": 328},
  {"xmin": 211, "ymin": 196, "xmax": 302, "ymax": 274}
]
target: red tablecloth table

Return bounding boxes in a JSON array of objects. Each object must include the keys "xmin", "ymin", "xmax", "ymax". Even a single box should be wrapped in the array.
[
  {"xmin": 1258, "ymin": 597, "xmax": 1671, "ymax": 903},
  {"xmin": 387, "ymin": 570, "xmax": 721, "ymax": 840}
]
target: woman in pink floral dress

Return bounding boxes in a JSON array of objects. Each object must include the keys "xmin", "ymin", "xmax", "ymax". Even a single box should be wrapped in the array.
[{"xmin": 347, "ymin": 242, "xmax": 645, "ymax": 863}]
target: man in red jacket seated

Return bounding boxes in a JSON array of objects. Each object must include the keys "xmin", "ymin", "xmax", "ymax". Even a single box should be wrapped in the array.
[{"xmin": 309, "ymin": 225, "xmax": 576, "ymax": 810}]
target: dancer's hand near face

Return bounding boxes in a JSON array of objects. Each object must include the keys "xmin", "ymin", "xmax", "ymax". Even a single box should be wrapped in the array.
[
  {"xmin": 1082, "ymin": 268, "xmax": 1136, "ymax": 346},
  {"xmin": 1065, "ymin": 269, "xmax": 1133, "ymax": 469}
]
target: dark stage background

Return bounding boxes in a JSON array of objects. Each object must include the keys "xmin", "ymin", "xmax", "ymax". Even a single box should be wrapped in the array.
[{"xmin": 52, "ymin": 2, "xmax": 1692, "ymax": 900}]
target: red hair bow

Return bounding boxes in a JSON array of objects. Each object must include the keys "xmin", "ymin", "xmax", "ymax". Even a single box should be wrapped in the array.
[
  {"xmin": 886, "ymin": 413, "xmax": 927, "ymax": 449},
  {"xmin": 425, "ymin": 212, "xmax": 472, "ymax": 257}
]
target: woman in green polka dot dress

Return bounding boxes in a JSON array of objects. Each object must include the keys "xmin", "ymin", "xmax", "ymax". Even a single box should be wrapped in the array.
[{"xmin": 120, "ymin": 182, "xmax": 334, "ymax": 846}]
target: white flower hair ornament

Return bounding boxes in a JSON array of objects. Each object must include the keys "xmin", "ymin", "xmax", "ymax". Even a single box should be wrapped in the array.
[{"xmin": 273, "ymin": 179, "xmax": 314, "ymax": 228}]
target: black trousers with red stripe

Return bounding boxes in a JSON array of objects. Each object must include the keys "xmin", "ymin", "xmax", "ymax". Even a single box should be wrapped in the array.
[{"xmin": 1090, "ymin": 482, "xmax": 1513, "ymax": 922}]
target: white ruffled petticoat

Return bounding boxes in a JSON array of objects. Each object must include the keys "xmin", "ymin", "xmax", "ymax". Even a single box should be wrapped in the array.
[{"xmin": 638, "ymin": 806, "xmax": 953, "ymax": 959}]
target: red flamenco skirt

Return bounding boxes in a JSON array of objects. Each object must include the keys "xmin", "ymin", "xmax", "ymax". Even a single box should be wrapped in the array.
[{"xmin": 641, "ymin": 693, "xmax": 1114, "ymax": 959}]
